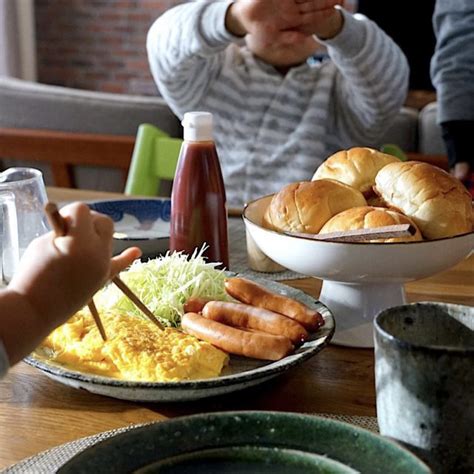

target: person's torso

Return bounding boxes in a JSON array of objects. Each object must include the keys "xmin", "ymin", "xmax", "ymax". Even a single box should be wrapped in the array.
[{"xmin": 197, "ymin": 47, "xmax": 341, "ymax": 206}]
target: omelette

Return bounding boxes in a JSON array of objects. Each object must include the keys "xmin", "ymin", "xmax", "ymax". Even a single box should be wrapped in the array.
[{"xmin": 42, "ymin": 310, "xmax": 228, "ymax": 382}]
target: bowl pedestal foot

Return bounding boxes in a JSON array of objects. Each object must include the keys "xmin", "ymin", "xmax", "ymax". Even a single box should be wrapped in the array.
[{"xmin": 319, "ymin": 281, "xmax": 406, "ymax": 348}]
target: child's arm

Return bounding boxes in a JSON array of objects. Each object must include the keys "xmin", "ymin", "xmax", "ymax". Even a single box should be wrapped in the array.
[
  {"xmin": 293, "ymin": 0, "xmax": 344, "ymax": 40},
  {"xmin": 146, "ymin": 1, "xmax": 239, "ymax": 116},
  {"xmin": 147, "ymin": 0, "xmax": 320, "ymax": 116},
  {"xmin": 0, "ymin": 203, "xmax": 141, "ymax": 368},
  {"xmin": 315, "ymin": 7, "xmax": 409, "ymax": 146}
]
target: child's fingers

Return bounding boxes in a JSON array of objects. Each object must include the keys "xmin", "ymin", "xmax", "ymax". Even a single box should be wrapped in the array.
[
  {"xmin": 296, "ymin": 0, "xmax": 341, "ymax": 14},
  {"xmin": 59, "ymin": 203, "xmax": 113, "ymax": 238},
  {"xmin": 58, "ymin": 202, "xmax": 93, "ymax": 235},
  {"xmin": 109, "ymin": 247, "xmax": 142, "ymax": 278},
  {"xmin": 298, "ymin": 7, "xmax": 340, "ymax": 31},
  {"xmin": 92, "ymin": 214, "xmax": 114, "ymax": 240},
  {"xmin": 59, "ymin": 203, "xmax": 113, "ymax": 240},
  {"xmin": 294, "ymin": 0, "xmax": 341, "ymax": 6}
]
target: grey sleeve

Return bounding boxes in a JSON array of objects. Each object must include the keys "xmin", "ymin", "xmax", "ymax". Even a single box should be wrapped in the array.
[
  {"xmin": 0, "ymin": 339, "xmax": 10, "ymax": 379},
  {"xmin": 320, "ymin": 8, "xmax": 409, "ymax": 147},
  {"xmin": 146, "ymin": 1, "xmax": 240, "ymax": 118},
  {"xmin": 430, "ymin": 0, "xmax": 474, "ymax": 123}
]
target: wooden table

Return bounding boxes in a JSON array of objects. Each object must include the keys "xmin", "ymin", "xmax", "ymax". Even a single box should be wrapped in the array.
[{"xmin": 0, "ymin": 187, "xmax": 472, "ymax": 469}]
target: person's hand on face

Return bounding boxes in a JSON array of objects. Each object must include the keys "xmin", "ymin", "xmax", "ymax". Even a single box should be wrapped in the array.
[
  {"xmin": 226, "ymin": 0, "xmax": 306, "ymax": 46},
  {"xmin": 294, "ymin": 0, "xmax": 344, "ymax": 39},
  {"xmin": 226, "ymin": 0, "xmax": 342, "ymax": 46},
  {"xmin": 226, "ymin": 0, "xmax": 343, "ymax": 68}
]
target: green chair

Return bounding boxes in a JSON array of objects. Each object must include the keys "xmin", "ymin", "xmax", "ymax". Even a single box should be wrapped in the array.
[
  {"xmin": 125, "ymin": 123, "xmax": 182, "ymax": 196},
  {"xmin": 380, "ymin": 143, "xmax": 408, "ymax": 162}
]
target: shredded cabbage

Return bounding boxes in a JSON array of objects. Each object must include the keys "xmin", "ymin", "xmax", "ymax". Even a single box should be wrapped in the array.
[{"xmin": 95, "ymin": 248, "xmax": 229, "ymax": 327}]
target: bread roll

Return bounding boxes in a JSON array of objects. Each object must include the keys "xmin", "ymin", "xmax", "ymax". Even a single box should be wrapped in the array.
[
  {"xmin": 264, "ymin": 179, "xmax": 367, "ymax": 234},
  {"xmin": 374, "ymin": 161, "xmax": 473, "ymax": 239},
  {"xmin": 320, "ymin": 206, "xmax": 423, "ymax": 243},
  {"xmin": 312, "ymin": 147, "xmax": 398, "ymax": 196}
]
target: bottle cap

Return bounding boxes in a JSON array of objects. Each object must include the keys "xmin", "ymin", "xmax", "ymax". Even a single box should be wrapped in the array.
[{"xmin": 182, "ymin": 111, "xmax": 213, "ymax": 141}]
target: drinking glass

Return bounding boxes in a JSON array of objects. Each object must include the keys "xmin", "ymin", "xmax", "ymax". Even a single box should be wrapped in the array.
[{"xmin": 0, "ymin": 167, "xmax": 50, "ymax": 283}]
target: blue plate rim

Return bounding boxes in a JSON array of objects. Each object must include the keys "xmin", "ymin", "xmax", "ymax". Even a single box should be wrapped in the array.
[{"xmin": 85, "ymin": 197, "xmax": 171, "ymax": 242}]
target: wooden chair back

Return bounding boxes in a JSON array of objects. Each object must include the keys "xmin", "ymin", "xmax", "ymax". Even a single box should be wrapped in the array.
[{"xmin": 0, "ymin": 127, "xmax": 135, "ymax": 188}]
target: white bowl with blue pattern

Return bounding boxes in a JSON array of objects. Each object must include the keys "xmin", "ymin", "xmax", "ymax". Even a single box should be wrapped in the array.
[{"xmin": 87, "ymin": 198, "xmax": 171, "ymax": 259}]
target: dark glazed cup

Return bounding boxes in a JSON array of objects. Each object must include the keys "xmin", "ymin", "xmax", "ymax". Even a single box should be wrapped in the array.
[{"xmin": 374, "ymin": 302, "xmax": 474, "ymax": 473}]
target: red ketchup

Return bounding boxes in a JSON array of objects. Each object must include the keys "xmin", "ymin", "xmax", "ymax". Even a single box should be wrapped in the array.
[{"xmin": 170, "ymin": 112, "xmax": 229, "ymax": 269}]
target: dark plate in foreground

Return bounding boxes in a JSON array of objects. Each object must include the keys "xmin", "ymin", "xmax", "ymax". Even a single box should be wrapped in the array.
[{"xmin": 58, "ymin": 411, "xmax": 431, "ymax": 474}]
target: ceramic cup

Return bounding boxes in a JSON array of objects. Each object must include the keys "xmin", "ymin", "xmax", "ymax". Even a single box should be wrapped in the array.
[{"xmin": 374, "ymin": 302, "xmax": 474, "ymax": 473}]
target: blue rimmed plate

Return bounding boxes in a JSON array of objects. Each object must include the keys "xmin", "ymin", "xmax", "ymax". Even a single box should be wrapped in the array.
[
  {"xmin": 25, "ymin": 278, "xmax": 335, "ymax": 402},
  {"xmin": 87, "ymin": 198, "xmax": 171, "ymax": 258},
  {"xmin": 58, "ymin": 412, "xmax": 430, "ymax": 473}
]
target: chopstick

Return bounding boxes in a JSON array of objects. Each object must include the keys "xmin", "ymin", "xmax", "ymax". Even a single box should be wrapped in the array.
[
  {"xmin": 44, "ymin": 202, "xmax": 108, "ymax": 341},
  {"xmin": 284, "ymin": 224, "xmax": 417, "ymax": 242},
  {"xmin": 45, "ymin": 202, "xmax": 164, "ymax": 331},
  {"xmin": 86, "ymin": 299, "xmax": 108, "ymax": 341},
  {"xmin": 111, "ymin": 276, "xmax": 164, "ymax": 330}
]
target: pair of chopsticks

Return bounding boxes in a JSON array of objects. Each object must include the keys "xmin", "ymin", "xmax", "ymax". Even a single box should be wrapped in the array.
[
  {"xmin": 285, "ymin": 224, "xmax": 416, "ymax": 242},
  {"xmin": 44, "ymin": 203, "xmax": 164, "ymax": 341}
]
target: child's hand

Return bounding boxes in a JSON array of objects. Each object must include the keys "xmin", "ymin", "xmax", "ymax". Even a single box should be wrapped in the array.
[
  {"xmin": 110, "ymin": 247, "xmax": 142, "ymax": 279},
  {"xmin": 226, "ymin": 0, "xmax": 343, "ymax": 45},
  {"xmin": 294, "ymin": 0, "xmax": 343, "ymax": 39},
  {"xmin": 8, "ymin": 202, "xmax": 141, "ymax": 330},
  {"xmin": 226, "ymin": 0, "xmax": 309, "ymax": 46}
]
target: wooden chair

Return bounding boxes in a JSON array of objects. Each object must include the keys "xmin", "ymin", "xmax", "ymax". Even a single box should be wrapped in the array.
[
  {"xmin": 406, "ymin": 152, "xmax": 449, "ymax": 171},
  {"xmin": 381, "ymin": 144, "xmax": 449, "ymax": 171},
  {"xmin": 0, "ymin": 77, "xmax": 182, "ymax": 191},
  {"xmin": 0, "ymin": 123, "xmax": 183, "ymax": 193},
  {"xmin": 0, "ymin": 127, "xmax": 136, "ymax": 188}
]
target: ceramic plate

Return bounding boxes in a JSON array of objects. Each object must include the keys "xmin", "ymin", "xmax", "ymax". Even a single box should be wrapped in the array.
[
  {"xmin": 58, "ymin": 412, "xmax": 430, "ymax": 473},
  {"xmin": 87, "ymin": 198, "xmax": 171, "ymax": 259},
  {"xmin": 25, "ymin": 278, "xmax": 334, "ymax": 402}
]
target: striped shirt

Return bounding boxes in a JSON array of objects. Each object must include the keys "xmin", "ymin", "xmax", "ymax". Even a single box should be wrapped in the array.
[{"xmin": 147, "ymin": 1, "xmax": 409, "ymax": 206}]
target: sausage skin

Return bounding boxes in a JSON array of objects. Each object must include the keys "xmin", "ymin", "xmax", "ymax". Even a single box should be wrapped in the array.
[
  {"xmin": 183, "ymin": 297, "xmax": 213, "ymax": 314},
  {"xmin": 202, "ymin": 301, "xmax": 308, "ymax": 345},
  {"xmin": 181, "ymin": 312, "xmax": 294, "ymax": 361},
  {"xmin": 224, "ymin": 277, "xmax": 324, "ymax": 331}
]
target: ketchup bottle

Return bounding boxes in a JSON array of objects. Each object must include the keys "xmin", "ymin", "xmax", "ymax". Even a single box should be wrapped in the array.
[{"xmin": 170, "ymin": 111, "xmax": 229, "ymax": 269}]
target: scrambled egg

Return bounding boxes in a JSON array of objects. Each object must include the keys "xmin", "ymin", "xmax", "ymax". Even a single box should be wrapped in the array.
[{"xmin": 42, "ymin": 311, "xmax": 228, "ymax": 382}]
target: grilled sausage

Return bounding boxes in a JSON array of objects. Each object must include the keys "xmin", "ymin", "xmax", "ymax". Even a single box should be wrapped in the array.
[
  {"xmin": 202, "ymin": 301, "xmax": 308, "ymax": 345},
  {"xmin": 181, "ymin": 312, "xmax": 294, "ymax": 361},
  {"xmin": 183, "ymin": 297, "xmax": 213, "ymax": 314},
  {"xmin": 224, "ymin": 277, "xmax": 324, "ymax": 331}
]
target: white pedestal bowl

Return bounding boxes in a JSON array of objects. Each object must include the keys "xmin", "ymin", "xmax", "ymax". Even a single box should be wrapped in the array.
[{"xmin": 243, "ymin": 195, "xmax": 474, "ymax": 348}]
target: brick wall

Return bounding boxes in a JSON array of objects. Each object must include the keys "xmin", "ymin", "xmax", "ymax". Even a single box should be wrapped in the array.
[{"xmin": 35, "ymin": 0, "xmax": 184, "ymax": 96}]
